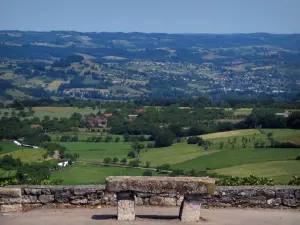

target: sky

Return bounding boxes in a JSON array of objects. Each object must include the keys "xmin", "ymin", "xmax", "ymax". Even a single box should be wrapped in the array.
[{"xmin": 0, "ymin": 0, "xmax": 299, "ymax": 34}]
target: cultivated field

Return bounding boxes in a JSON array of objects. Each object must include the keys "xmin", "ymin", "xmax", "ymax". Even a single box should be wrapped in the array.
[
  {"xmin": 51, "ymin": 163, "xmax": 159, "ymax": 185},
  {"xmin": 0, "ymin": 148, "xmax": 49, "ymax": 163}
]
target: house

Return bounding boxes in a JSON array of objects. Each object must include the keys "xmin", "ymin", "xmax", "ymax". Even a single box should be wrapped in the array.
[
  {"xmin": 31, "ymin": 124, "xmax": 42, "ymax": 129},
  {"xmin": 128, "ymin": 114, "xmax": 138, "ymax": 121},
  {"xmin": 136, "ymin": 108, "xmax": 145, "ymax": 113},
  {"xmin": 104, "ymin": 113, "xmax": 113, "ymax": 118},
  {"xmin": 275, "ymin": 110, "xmax": 290, "ymax": 118},
  {"xmin": 58, "ymin": 161, "xmax": 69, "ymax": 167},
  {"xmin": 88, "ymin": 116, "xmax": 107, "ymax": 128}
]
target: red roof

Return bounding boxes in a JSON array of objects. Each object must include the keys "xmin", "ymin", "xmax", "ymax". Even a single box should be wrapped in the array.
[
  {"xmin": 136, "ymin": 109, "xmax": 145, "ymax": 113},
  {"xmin": 104, "ymin": 113, "xmax": 113, "ymax": 118}
]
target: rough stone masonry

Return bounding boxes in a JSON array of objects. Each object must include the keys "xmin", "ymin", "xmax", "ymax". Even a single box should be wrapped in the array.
[
  {"xmin": 1, "ymin": 182, "xmax": 300, "ymax": 220},
  {"xmin": 106, "ymin": 176, "xmax": 216, "ymax": 222}
]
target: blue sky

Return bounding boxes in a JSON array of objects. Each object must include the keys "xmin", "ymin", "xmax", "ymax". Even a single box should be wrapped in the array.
[{"xmin": 0, "ymin": 0, "xmax": 299, "ymax": 33}]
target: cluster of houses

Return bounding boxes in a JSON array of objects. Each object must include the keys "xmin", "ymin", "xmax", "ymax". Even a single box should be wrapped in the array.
[{"xmin": 87, "ymin": 109, "xmax": 145, "ymax": 127}]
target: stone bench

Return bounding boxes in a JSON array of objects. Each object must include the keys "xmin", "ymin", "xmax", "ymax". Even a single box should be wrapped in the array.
[{"xmin": 106, "ymin": 176, "xmax": 215, "ymax": 222}]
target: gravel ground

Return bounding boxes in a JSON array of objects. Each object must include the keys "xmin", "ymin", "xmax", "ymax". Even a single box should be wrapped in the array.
[{"xmin": 1, "ymin": 206, "xmax": 300, "ymax": 225}]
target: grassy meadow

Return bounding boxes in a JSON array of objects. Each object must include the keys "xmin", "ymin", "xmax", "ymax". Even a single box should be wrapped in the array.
[
  {"xmin": 51, "ymin": 163, "xmax": 160, "ymax": 185},
  {"xmin": 1, "ymin": 128, "xmax": 300, "ymax": 184}
]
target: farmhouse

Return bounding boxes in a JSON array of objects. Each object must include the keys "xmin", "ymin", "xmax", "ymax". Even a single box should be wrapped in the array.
[
  {"xmin": 87, "ymin": 116, "xmax": 107, "ymax": 128},
  {"xmin": 275, "ymin": 109, "xmax": 290, "ymax": 118},
  {"xmin": 104, "ymin": 113, "xmax": 113, "ymax": 118},
  {"xmin": 31, "ymin": 124, "xmax": 42, "ymax": 129}
]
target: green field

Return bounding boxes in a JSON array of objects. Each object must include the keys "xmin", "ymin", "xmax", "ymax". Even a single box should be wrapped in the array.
[
  {"xmin": 32, "ymin": 107, "xmax": 99, "ymax": 118},
  {"xmin": 61, "ymin": 142, "xmax": 132, "ymax": 161},
  {"xmin": 0, "ymin": 148, "xmax": 49, "ymax": 163},
  {"xmin": 213, "ymin": 160, "xmax": 300, "ymax": 184},
  {"xmin": 51, "ymin": 163, "xmax": 159, "ymax": 184},
  {"xmin": 262, "ymin": 129, "xmax": 300, "ymax": 144},
  {"xmin": 0, "ymin": 107, "xmax": 100, "ymax": 119},
  {"xmin": 50, "ymin": 132, "xmax": 124, "ymax": 142},
  {"xmin": 0, "ymin": 141, "xmax": 24, "ymax": 154},
  {"xmin": 172, "ymin": 148, "xmax": 300, "ymax": 171}
]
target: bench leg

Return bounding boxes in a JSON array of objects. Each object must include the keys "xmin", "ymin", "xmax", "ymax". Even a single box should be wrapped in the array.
[
  {"xmin": 179, "ymin": 195, "xmax": 202, "ymax": 222},
  {"xmin": 117, "ymin": 191, "xmax": 135, "ymax": 221}
]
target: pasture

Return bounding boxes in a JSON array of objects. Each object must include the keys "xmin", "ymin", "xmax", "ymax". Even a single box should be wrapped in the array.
[
  {"xmin": 51, "ymin": 163, "xmax": 159, "ymax": 185},
  {"xmin": 0, "ymin": 141, "xmax": 24, "ymax": 154},
  {"xmin": 61, "ymin": 142, "xmax": 132, "ymax": 162},
  {"xmin": 213, "ymin": 160, "xmax": 300, "ymax": 184},
  {"xmin": 0, "ymin": 148, "xmax": 49, "ymax": 163},
  {"xmin": 172, "ymin": 148, "xmax": 300, "ymax": 172},
  {"xmin": 32, "ymin": 107, "xmax": 99, "ymax": 118}
]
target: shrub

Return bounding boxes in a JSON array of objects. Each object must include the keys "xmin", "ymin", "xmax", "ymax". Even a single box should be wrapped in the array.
[
  {"xmin": 187, "ymin": 136, "xmax": 202, "ymax": 144},
  {"xmin": 103, "ymin": 157, "xmax": 112, "ymax": 164},
  {"xmin": 121, "ymin": 158, "xmax": 127, "ymax": 165},
  {"xmin": 288, "ymin": 176, "xmax": 300, "ymax": 185},
  {"xmin": 112, "ymin": 157, "xmax": 119, "ymax": 164},
  {"xmin": 295, "ymin": 156, "xmax": 300, "ymax": 160},
  {"xmin": 157, "ymin": 164, "xmax": 171, "ymax": 172},
  {"xmin": 146, "ymin": 161, "xmax": 151, "ymax": 168},
  {"xmin": 127, "ymin": 151, "xmax": 136, "ymax": 158},
  {"xmin": 147, "ymin": 142, "xmax": 155, "ymax": 148},
  {"xmin": 216, "ymin": 175, "xmax": 274, "ymax": 186},
  {"xmin": 128, "ymin": 159, "xmax": 140, "ymax": 167},
  {"xmin": 142, "ymin": 170, "xmax": 153, "ymax": 176}
]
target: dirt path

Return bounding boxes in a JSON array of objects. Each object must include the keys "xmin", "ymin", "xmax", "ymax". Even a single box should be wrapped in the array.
[{"xmin": 1, "ymin": 207, "xmax": 299, "ymax": 225}]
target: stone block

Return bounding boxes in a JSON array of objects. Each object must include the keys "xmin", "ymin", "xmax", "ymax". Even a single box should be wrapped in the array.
[
  {"xmin": 88, "ymin": 199, "xmax": 102, "ymax": 206},
  {"xmin": 41, "ymin": 189, "xmax": 51, "ymax": 195},
  {"xmin": 1, "ymin": 204, "xmax": 22, "ymax": 213},
  {"xmin": 263, "ymin": 189, "xmax": 276, "ymax": 198},
  {"xmin": 71, "ymin": 198, "xmax": 88, "ymax": 205},
  {"xmin": 149, "ymin": 196, "xmax": 164, "ymax": 205},
  {"xmin": 179, "ymin": 197, "xmax": 201, "ymax": 222},
  {"xmin": 22, "ymin": 195, "xmax": 38, "ymax": 204},
  {"xmin": 276, "ymin": 189, "xmax": 294, "ymax": 199},
  {"xmin": 102, "ymin": 192, "xmax": 117, "ymax": 205},
  {"xmin": 295, "ymin": 190, "xmax": 300, "ymax": 200},
  {"xmin": 134, "ymin": 196, "xmax": 143, "ymax": 205},
  {"xmin": 0, "ymin": 188, "xmax": 22, "ymax": 198},
  {"xmin": 267, "ymin": 198, "xmax": 282, "ymax": 206},
  {"xmin": 106, "ymin": 176, "xmax": 215, "ymax": 195},
  {"xmin": 249, "ymin": 196, "xmax": 267, "ymax": 205},
  {"xmin": 0, "ymin": 197, "xmax": 22, "ymax": 204},
  {"xmin": 24, "ymin": 188, "xmax": 41, "ymax": 195},
  {"xmin": 39, "ymin": 195, "xmax": 55, "ymax": 203},
  {"xmin": 283, "ymin": 198, "xmax": 298, "ymax": 207},
  {"xmin": 164, "ymin": 197, "xmax": 177, "ymax": 206},
  {"xmin": 117, "ymin": 192, "xmax": 135, "ymax": 221}
]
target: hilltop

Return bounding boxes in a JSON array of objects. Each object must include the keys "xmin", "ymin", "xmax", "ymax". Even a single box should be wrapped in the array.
[{"xmin": 0, "ymin": 31, "xmax": 300, "ymax": 101}]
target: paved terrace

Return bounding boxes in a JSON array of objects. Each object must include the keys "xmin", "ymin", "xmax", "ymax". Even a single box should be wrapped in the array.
[{"xmin": 1, "ymin": 207, "xmax": 300, "ymax": 225}]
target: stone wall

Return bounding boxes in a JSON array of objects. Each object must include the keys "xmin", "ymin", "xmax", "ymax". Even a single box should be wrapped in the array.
[{"xmin": 1, "ymin": 185, "xmax": 300, "ymax": 213}]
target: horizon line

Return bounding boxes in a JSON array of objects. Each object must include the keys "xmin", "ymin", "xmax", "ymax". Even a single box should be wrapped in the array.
[{"xmin": 1, "ymin": 29, "xmax": 300, "ymax": 35}]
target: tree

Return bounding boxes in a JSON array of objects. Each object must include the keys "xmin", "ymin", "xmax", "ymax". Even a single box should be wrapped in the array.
[
  {"xmin": 127, "ymin": 151, "xmax": 136, "ymax": 158},
  {"xmin": 146, "ymin": 161, "xmax": 151, "ymax": 168},
  {"xmin": 42, "ymin": 153, "xmax": 48, "ymax": 159},
  {"xmin": 124, "ymin": 133, "xmax": 130, "ymax": 142},
  {"xmin": 115, "ymin": 137, "xmax": 120, "ymax": 142},
  {"xmin": 128, "ymin": 159, "xmax": 140, "ymax": 167},
  {"xmin": 187, "ymin": 136, "xmax": 203, "ymax": 144},
  {"xmin": 157, "ymin": 164, "xmax": 171, "ymax": 172},
  {"xmin": 143, "ymin": 170, "xmax": 153, "ymax": 176},
  {"xmin": 219, "ymin": 141, "xmax": 224, "ymax": 149},
  {"xmin": 103, "ymin": 157, "xmax": 112, "ymax": 164},
  {"xmin": 121, "ymin": 158, "xmax": 127, "ymax": 165},
  {"xmin": 112, "ymin": 157, "xmax": 119, "ymax": 164},
  {"xmin": 105, "ymin": 136, "xmax": 113, "ymax": 142},
  {"xmin": 154, "ymin": 130, "xmax": 175, "ymax": 148},
  {"xmin": 131, "ymin": 141, "xmax": 144, "ymax": 158}
]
